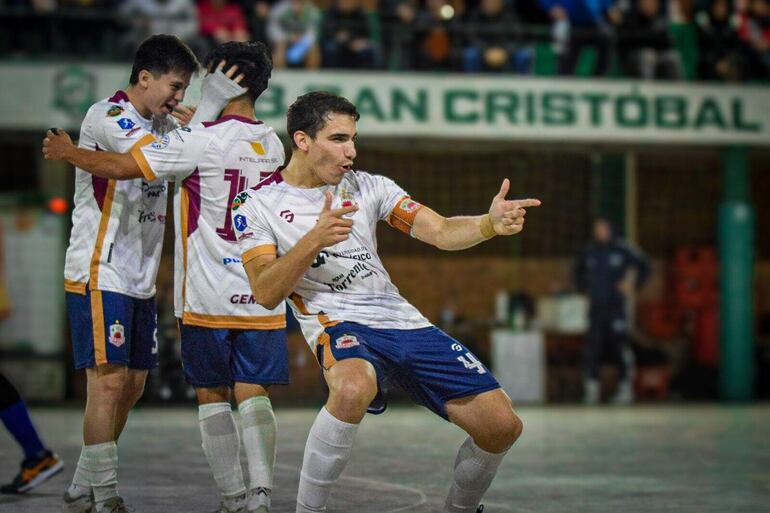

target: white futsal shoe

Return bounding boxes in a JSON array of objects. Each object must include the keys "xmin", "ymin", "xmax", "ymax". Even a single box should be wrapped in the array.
[
  {"xmin": 247, "ymin": 486, "xmax": 270, "ymax": 513},
  {"xmin": 96, "ymin": 496, "xmax": 133, "ymax": 513},
  {"xmin": 61, "ymin": 489, "xmax": 94, "ymax": 513}
]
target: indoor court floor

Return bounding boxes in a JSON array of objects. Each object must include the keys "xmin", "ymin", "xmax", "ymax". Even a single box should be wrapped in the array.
[{"xmin": 1, "ymin": 405, "xmax": 768, "ymax": 512}]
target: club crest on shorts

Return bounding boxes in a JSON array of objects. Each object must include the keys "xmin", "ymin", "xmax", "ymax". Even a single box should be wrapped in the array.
[
  {"xmin": 335, "ymin": 334, "xmax": 360, "ymax": 349},
  {"xmin": 109, "ymin": 320, "xmax": 125, "ymax": 347}
]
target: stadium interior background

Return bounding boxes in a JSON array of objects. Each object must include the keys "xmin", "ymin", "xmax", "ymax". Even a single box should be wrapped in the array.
[{"xmin": 0, "ymin": 0, "xmax": 769, "ymax": 409}]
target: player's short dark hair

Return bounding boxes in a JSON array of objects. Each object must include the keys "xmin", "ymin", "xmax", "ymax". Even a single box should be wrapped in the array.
[
  {"xmin": 129, "ymin": 35, "xmax": 200, "ymax": 85},
  {"xmin": 203, "ymin": 41, "xmax": 273, "ymax": 104},
  {"xmin": 286, "ymin": 92, "xmax": 360, "ymax": 148}
]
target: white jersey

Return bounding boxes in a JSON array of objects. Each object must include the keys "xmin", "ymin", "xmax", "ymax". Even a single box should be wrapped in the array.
[
  {"xmin": 131, "ymin": 115, "xmax": 286, "ymax": 329},
  {"xmin": 64, "ymin": 91, "xmax": 175, "ymax": 299},
  {"xmin": 235, "ymin": 170, "xmax": 431, "ymax": 350}
]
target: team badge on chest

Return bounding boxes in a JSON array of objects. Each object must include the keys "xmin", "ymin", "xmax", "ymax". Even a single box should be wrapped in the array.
[
  {"xmin": 335, "ymin": 334, "xmax": 360, "ymax": 349},
  {"xmin": 109, "ymin": 321, "xmax": 125, "ymax": 347}
]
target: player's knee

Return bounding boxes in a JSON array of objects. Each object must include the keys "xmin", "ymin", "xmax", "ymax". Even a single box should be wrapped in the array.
[
  {"xmin": 477, "ymin": 409, "xmax": 522, "ymax": 453},
  {"xmin": 331, "ymin": 375, "xmax": 377, "ymax": 412}
]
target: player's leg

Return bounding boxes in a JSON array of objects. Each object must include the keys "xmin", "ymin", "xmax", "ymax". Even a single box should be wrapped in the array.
[
  {"xmin": 0, "ymin": 372, "xmax": 63, "ymax": 494},
  {"xmin": 113, "ymin": 296, "xmax": 158, "ymax": 440},
  {"xmin": 235, "ymin": 383, "xmax": 273, "ymax": 513},
  {"xmin": 391, "ymin": 327, "xmax": 519, "ymax": 513},
  {"xmin": 181, "ymin": 323, "xmax": 247, "ymax": 513},
  {"xmin": 63, "ymin": 288, "xmax": 138, "ymax": 512},
  {"xmin": 232, "ymin": 328, "xmax": 289, "ymax": 513},
  {"xmin": 296, "ymin": 324, "xmax": 387, "ymax": 513},
  {"xmin": 444, "ymin": 389, "xmax": 522, "ymax": 513},
  {"xmin": 296, "ymin": 357, "xmax": 377, "ymax": 513},
  {"xmin": 113, "ymin": 369, "xmax": 147, "ymax": 441}
]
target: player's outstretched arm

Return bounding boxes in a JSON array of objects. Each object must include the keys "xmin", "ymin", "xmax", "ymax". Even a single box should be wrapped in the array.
[
  {"xmin": 42, "ymin": 129, "xmax": 143, "ymax": 180},
  {"xmin": 243, "ymin": 192, "xmax": 358, "ymax": 310},
  {"xmin": 411, "ymin": 178, "xmax": 541, "ymax": 251}
]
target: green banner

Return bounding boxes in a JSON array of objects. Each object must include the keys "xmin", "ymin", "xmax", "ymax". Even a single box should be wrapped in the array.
[{"xmin": 1, "ymin": 64, "xmax": 768, "ymax": 145}]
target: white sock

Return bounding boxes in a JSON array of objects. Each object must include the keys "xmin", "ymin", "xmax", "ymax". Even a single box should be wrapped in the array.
[
  {"xmin": 67, "ymin": 447, "xmax": 92, "ymax": 497},
  {"xmin": 296, "ymin": 407, "xmax": 359, "ymax": 513},
  {"xmin": 239, "ymin": 396, "xmax": 276, "ymax": 510},
  {"xmin": 445, "ymin": 437, "xmax": 508, "ymax": 513},
  {"xmin": 199, "ymin": 402, "xmax": 247, "ymax": 500},
  {"xmin": 79, "ymin": 442, "xmax": 118, "ymax": 505}
]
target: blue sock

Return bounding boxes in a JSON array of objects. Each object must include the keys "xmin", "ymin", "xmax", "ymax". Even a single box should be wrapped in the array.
[{"xmin": 0, "ymin": 400, "xmax": 46, "ymax": 460}]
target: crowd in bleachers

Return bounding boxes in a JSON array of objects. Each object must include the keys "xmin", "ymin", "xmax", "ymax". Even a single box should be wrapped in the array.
[{"xmin": 0, "ymin": 0, "xmax": 768, "ymax": 81}]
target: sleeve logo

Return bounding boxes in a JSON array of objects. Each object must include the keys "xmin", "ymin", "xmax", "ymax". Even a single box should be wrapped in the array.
[
  {"xmin": 117, "ymin": 118, "xmax": 135, "ymax": 130},
  {"xmin": 233, "ymin": 214, "xmax": 248, "ymax": 231},
  {"xmin": 399, "ymin": 198, "xmax": 420, "ymax": 213},
  {"xmin": 106, "ymin": 105, "xmax": 124, "ymax": 117}
]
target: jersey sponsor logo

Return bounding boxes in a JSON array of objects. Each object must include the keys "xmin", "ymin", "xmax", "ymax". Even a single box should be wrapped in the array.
[
  {"xmin": 239, "ymin": 156, "xmax": 280, "ymax": 165},
  {"xmin": 335, "ymin": 334, "xmax": 360, "ymax": 349},
  {"xmin": 232, "ymin": 191, "xmax": 249, "ymax": 211},
  {"xmin": 279, "ymin": 209, "xmax": 294, "ymax": 223},
  {"xmin": 117, "ymin": 118, "xmax": 135, "ymax": 130},
  {"xmin": 142, "ymin": 182, "xmax": 167, "ymax": 198},
  {"xmin": 125, "ymin": 126, "xmax": 142, "ymax": 137},
  {"xmin": 399, "ymin": 198, "xmax": 420, "ymax": 213},
  {"xmin": 109, "ymin": 321, "xmax": 125, "ymax": 347},
  {"xmin": 223, "ymin": 257, "xmax": 242, "ymax": 265},
  {"xmin": 311, "ymin": 250, "xmax": 329, "ymax": 268},
  {"xmin": 233, "ymin": 214, "xmax": 248, "ymax": 231},
  {"xmin": 106, "ymin": 105, "xmax": 124, "ymax": 117},
  {"xmin": 137, "ymin": 209, "xmax": 166, "ymax": 224},
  {"xmin": 230, "ymin": 294, "xmax": 258, "ymax": 304},
  {"xmin": 151, "ymin": 134, "xmax": 171, "ymax": 150},
  {"xmin": 326, "ymin": 261, "xmax": 379, "ymax": 292}
]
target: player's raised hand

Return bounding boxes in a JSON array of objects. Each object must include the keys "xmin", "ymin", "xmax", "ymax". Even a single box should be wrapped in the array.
[
  {"xmin": 42, "ymin": 128, "xmax": 74, "ymax": 161},
  {"xmin": 312, "ymin": 191, "xmax": 358, "ymax": 248},
  {"xmin": 172, "ymin": 104, "xmax": 196, "ymax": 126},
  {"xmin": 488, "ymin": 178, "xmax": 541, "ymax": 236},
  {"xmin": 214, "ymin": 59, "xmax": 245, "ymax": 85}
]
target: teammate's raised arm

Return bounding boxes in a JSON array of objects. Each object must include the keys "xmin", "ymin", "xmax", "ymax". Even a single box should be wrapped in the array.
[
  {"xmin": 409, "ymin": 178, "xmax": 541, "ymax": 251},
  {"xmin": 242, "ymin": 191, "xmax": 358, "ymax": 310},
  {"xmin": 43, "ymin": 129, "xmax": 144, "ymax": 180}
]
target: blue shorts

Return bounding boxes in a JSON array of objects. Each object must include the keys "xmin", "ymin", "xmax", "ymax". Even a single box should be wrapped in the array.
[
  {"xmin": 179, "ymin": 322, "xmax": 289, "ymax": 388},
  {"xmin": 66, "ymin": 286, "xmax": 158, "ymax": 370},
  {"xmin": 317, "ymin": 322, "xmax": 500, "ymax": 420}
]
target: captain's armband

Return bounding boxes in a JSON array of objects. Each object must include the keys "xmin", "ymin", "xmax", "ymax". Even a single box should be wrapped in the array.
[{"xmin": 387, "ymin": 196, "xmax": 424, "ymax": 235}]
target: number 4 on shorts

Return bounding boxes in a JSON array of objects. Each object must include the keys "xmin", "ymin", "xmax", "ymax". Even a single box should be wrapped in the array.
[{"xmin": 457, "ymin": 352, "xmax": 487, "ymax": 374}]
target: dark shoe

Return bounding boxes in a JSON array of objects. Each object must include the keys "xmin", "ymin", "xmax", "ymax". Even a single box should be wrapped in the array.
[
  {"xmin": 0, "ymin": 450, "xmax": 64, "ymax": 494},
  {"xmin": 477, "ymin": 506, "xmax": 485, "ymax": 512}
]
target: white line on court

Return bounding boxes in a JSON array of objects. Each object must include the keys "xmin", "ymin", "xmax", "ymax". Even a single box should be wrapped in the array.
[{"xmin": 275, "ymin": 463, "xmax": 428, "ymax": 512}]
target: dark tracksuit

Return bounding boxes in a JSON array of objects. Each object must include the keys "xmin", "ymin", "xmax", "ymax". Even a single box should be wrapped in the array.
[{"xmin": 574, "ymin": 240, "xmax": 650, "ymax": 380}]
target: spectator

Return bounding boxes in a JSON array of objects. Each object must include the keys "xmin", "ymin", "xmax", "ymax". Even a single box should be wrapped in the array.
[
  {"xmin": 413, "ymin": 0, "xmax": 458, "ymax": 70},
  {"xmin": 380, "ymin": 0, "xmax": 419, "ymax": 68},
  {"xmin": 267, "ymin": 0, "xmax": 322, "ymax": 68},
  {"xmin": 695, "ymin": 0, "xmax": 748, "ymax": 80},
  {"xmin": 198, "ymin": 0, "xmax": 250, "ymax": 47},
  {"xmin": 737, "ymin": 0, "xmax": 770, "ymax": 79},
  {"xmin": 119, "ymin": 0, "xmax": 206, "ymax": 59},
  {"xmin": 539, "ymin": 0, "xmax": 622, "ymax": 76},
  {"xmin": 574, "ymin": 218, "xmax": 650, "ymax": 404},
  {"xmin": 617, "ymin": 0, "xmax": 684, "ymax": 79},
  {"xmin": 462, "ymin": 0, "xmax": 533, "ymax": 73},
  {"xmin": 244, "ymin": 0, "xmax": 278, "ymax": 44},
  {"xmin": 321, "ymin": 0, "xmax": 379, "ymax": 68}
]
